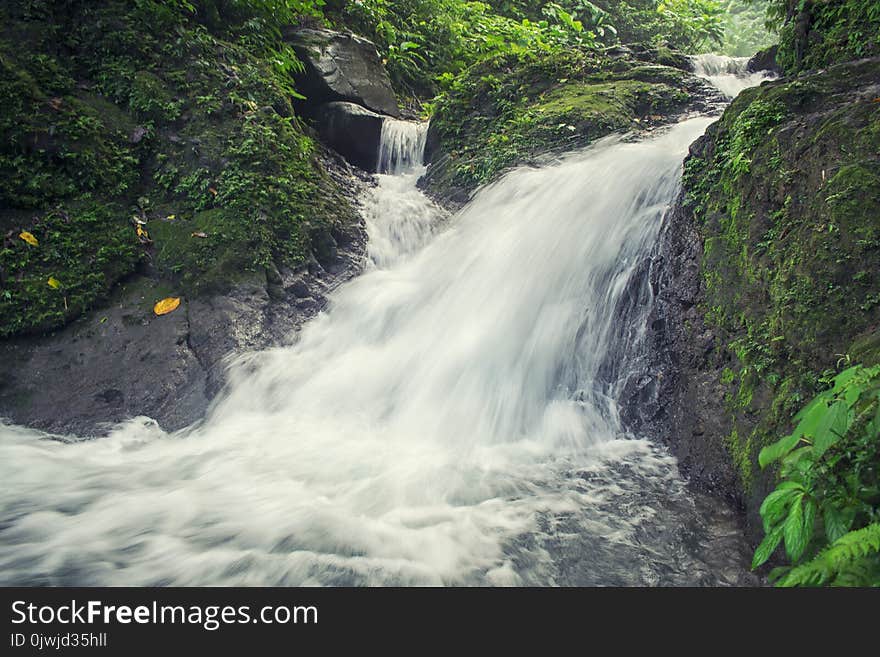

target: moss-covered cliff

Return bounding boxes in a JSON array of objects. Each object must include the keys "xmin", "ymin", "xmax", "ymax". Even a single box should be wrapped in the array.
[
  {"xmin": 644, "ymin": 55, "xmax": 880, "ymax": 538},
  {"xmin": 0, "ymin": 1, "xmax": 373, "ymax": 434},
  {"xmin": 774, "ymin": 0, "xmax": 880, "ymax": 73}
]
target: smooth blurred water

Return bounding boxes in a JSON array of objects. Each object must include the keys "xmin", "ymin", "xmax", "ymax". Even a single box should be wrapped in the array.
[
  {"xmin": 690, "ymin": 53, "xmax": 776, "ymax": 99},
  {"xmin": 0, "ymin": 117, "xmax": 757, "ymax": 586}
]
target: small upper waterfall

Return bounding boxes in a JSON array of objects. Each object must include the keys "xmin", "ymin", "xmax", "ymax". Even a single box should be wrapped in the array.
[
  {"xmin": 366, "ymin": 119, "xmax": 443, "ymax": 268},
  {"xmin": 690, "ymin": 53, "xmax": 777, "ymax": 99},
  {"xmin": 376, "ymin": 118, "xmax": 429, "ymax": 175}
]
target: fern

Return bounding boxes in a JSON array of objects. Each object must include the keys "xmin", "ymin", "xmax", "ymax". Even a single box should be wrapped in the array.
[{"xmin": 778, "ymin": 524, "xmax": 880, "ymax": 587}]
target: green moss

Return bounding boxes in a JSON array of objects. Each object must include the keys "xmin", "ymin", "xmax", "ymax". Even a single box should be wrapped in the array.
[
  {"xmin": 0, "ymin": 1, "xmax": 358, "ymax": 337},
  {"xmin": 128, "ymin": 70, "xmax": 182, "ymax": 122},
  {"xmin": 777, "ymin": 0, "xmax": 880, "ymax": 74},
  {"xmin": 427, "ymin": 47, "xmax": 703, "ymax": 196},
  {"xmin": 848, "ymin": 331, "xmax": 880, "ymax": 366},
  {"xmin": 0, "ymin": 202, "xmax": 141, "ymax": 337},
  {"xmin": 725, "ymin": 428, "xmax": 755, "ymax": 491}
]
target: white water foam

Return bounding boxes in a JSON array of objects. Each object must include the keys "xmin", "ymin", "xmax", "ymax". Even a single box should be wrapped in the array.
[{"xmin": 690, "ymin": 53, "xmax": 777, "ymax": 99}]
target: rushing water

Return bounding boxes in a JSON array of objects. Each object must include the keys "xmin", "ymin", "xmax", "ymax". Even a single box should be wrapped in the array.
[
  {"xmin": 0, "ymin": 59, "xmax": 769, "ymax": 586},
  {"xmin": 690, "ymin": 53, "xmax": 776, "ymax": 99}
]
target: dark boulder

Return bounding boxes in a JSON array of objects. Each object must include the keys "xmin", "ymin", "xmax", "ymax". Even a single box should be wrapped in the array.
[
  {"xmin": 315, "ymin": 101, "xmax": 383, "ymax": 172},
  {"xmin": 747, "ymin": 45, "xmax": 782, "ymax": 75},
  {"xmin": 286, "ymin": 28, "xmax": 399, "ymax": 117}
]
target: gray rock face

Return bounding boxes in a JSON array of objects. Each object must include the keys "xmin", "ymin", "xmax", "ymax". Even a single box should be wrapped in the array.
[
  {"xmin": 622, "ymin": 184, "xmax": 742, "ymax": 502},
  {"xmin": 315, "ymin": 101, "xmax": 384, "ymax": 171},
  {"xmin": 287, "ymin": 28, "xmax": 399, "ymax": 117}
]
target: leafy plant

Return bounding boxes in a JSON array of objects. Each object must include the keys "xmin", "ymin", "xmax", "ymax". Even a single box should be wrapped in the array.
[{"xmin": 753, "ymin": 364, "xmax": 880, "ymax": 586}]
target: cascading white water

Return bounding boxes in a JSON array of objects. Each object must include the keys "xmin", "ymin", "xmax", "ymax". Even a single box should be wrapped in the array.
[
  {"xmin": 0, "ymin": 117, "xmax": 756, "ymax": 586},
  {"xmin": 365, "ymin": 120, "xmax": 444, "ymax": 269},
  {"xmin": 376, "ymin": 118, "xmax": 428, "ymax": 175},
  {"xmin": 690, "ymin": 53, "xmax": 776, "ymax": 99}
]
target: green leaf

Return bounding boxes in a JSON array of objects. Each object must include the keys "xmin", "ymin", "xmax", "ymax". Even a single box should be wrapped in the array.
[
  {"xmin": 813, "ymin": 400, "xmax": 852, "ymax": 458},
  {"xmin": 758, "ymin": 432, "xmax": 802, "ymax": 468},
  {"xmin": 753, "ymin": 522, "xmax": 784, "ymax": 569},
  {"xmin": 831, "ymin": 365, "xmax": 862, "ymax": 395},
  {"xmin": 792, "ymin": 393, "xmax": 832, "ymax": 435},
  {"xmin": 802, "ymin": 497, "xmax": 817, "ymax": 545},
  {"xmin": 783, "ymin": 494, "xmax": 808, "ymax": 561},
  {"xmin": 824, "ymin": 506, "xmax": 850, "ymax": 543},
  {"xmin": 759, "ymin": 486, "xmax": 800, "ymax": 530}
]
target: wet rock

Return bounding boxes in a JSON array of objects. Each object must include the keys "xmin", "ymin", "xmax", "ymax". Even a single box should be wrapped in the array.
[
  {"xmin": 287, "ymin": 279, "xmax": 311, "ymax": 299},
  {"xmin": 286, "ymin": 28, "xmax": 399, "ymax": 117},
  {"xmin": 314, "ymin": 101, "xmax": 384, "ymax": 171},
  {"xmin": 627, "ymin": 57, "xmax": 880, "ymax": 543},
  {"xmin": 747, "ymin": 45, "xmax": 782, "ymax": 75}
]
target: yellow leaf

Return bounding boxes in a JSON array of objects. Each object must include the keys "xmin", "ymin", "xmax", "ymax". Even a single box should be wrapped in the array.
[
  {"xmin": 166, "ymin": 214, "xmax": 176, "ymax": 220},
  {"xmin": 19, "ymin": 231, "xmax": 38, "ymax": 246},
  {"xmin": 47, "ymin": 276, "xmax": 61, "ymax": 289},
  {"xmin": 153, "ymin": 297, "xmax": 181, "ymax": 316}
]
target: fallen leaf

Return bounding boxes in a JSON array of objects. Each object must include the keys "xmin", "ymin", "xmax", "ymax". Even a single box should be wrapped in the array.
[
  {"xmin": 136, "ymin": 224, "xmax": 152, "ymax": 243},
  {"xmin": 166, "ymin": 214, "xmax": 176, "ymax": 220},
  {"xmin": 874, "ymin": 97, "xmax": 880, "ymax": 102},
  {"xmin": 19, "ymin": 231, "xmax": 38, "ymax": 246},
  {"xmin": 48, "ymin": 97, "xmax": 63, "ymax": 111},
  {"xmin": 208, "ymin": 187, "xmax": 218, "ymax": 196},
  {"xmin": 154, "ymin": 297, "xmax": 181, "ymax": 316},
  {"xmin": 47, "ymin": 276, "xmax": 61, "ymax": 289},
  {"xmin": 191, "ymin": 231, "xmax": 208, "ymax": 238}
]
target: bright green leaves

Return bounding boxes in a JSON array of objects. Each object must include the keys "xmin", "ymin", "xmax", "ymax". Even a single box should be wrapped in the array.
[
  {"xmin": 758, "ymin": 431, "xmax": 803, "ymax": 468},
  {"xmin": 759, "ymin": 481, "xmax": 805, "ymax": 530},
  {"xmin": 753, "ymin": 364, "xmax": 880, "ymax": 584},
  {"xmin": 812, "ymin": 399, "xmax": 851, "ymax": 457},
  {"xmin": 752, "ymin": 523, "xmax": 785, "ymax": 570},
  {"xmin": 758, "ymin": 365, "xmax": 878, "ymax": 469},
  {"xmin": 752, "ymin": 485, "xmax": 813, "ymax": 568}
]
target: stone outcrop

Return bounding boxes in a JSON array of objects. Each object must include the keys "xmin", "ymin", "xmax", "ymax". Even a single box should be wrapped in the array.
[
  {"xmin": 286, "ymin": 28, "xmax": 400, "ymax": 117},
  {"xmin": 314, "ymin": 101, "xmax": 385, "ymax": 171}
]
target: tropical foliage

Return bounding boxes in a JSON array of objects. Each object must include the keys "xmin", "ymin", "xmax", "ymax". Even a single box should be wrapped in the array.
[
  {"xmin": 767, "ymin": 0, "xmax": 880, "ymax": 71},
  {"xmin": 753, "ymin": 365, "xmax": 880, "ymax": 585}
]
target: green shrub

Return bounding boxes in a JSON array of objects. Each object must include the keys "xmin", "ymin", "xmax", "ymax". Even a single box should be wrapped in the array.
[{"xmin": 753, "ymin": 364, "xmax": 880, "ymax": 586}]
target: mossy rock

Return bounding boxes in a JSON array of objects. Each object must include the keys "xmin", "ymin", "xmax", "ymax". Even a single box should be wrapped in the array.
[
  {"xmin": 681, "ymin": 56, "xmax": 880, "ymax": 497},
  {"xmin": 0, "ymin": 202, "xmax": 141, "ymax": 338},
  {"xmin": 424, "ymin": 47, "xmax": 711, "ymax": 201},
  {"xmin": 0, "ymin": 1, "xmax": 359, "ymax": 338}
]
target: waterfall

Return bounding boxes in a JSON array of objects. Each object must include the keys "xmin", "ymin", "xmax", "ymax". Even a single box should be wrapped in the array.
[
  {"xmin": 376, "ymin": 118, "xmax": 428, "ymax": 175},
  {"xmin": 366, "ymin": 120, "xmax": 443, "ymax": 268},
  {"xmin": 690, "ymin": 53, "xmax": 776, "ymax": 99},
  {"xmin": 0, "ymin": 117, "xmax": 756, "ymax": 586}
]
